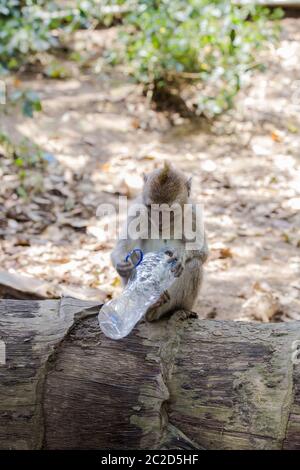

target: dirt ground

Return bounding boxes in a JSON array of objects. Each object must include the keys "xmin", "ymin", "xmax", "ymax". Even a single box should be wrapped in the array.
[{"xmin": 0, "ymin": 18, "xmax": 299, "ymax": 322}]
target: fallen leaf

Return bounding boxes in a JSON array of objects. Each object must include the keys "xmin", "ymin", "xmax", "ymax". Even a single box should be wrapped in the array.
[
  {"xmin": 48, "ymin": 258, "xmax": 71, "ymax": 264},
  {"xmin": 287, "ymin": 123, "xmax": 298, "ymax": 134},
  {"xmin": 241, "ymin": 282, "xmax": 281, "ymax": 323},
  {"xmin": 131, "ymin": 118, "xmax": 141, "ymax": 129},
  {"xmin": 101, "ymin": 162, "xmax": 111, "ymax": 172},
  {"xmin": 271, "ymin": 130, "xmax": 282, "ymax": 142},
  {"xmin": 219, "ymin": 247, "xmax": 233, "ymax": 259},
  {"xmin": 281, "ymin": 232, "xmax": 291, "ymax": 244},
  {"xmin": 111, "ymin": 276, "xmax": 121, "ymax": 288}
]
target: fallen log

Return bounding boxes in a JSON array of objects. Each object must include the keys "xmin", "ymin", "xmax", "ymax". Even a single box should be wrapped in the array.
[{"xmin": 0, "ymin": 298, "xmax": 299, "ymax": 450}]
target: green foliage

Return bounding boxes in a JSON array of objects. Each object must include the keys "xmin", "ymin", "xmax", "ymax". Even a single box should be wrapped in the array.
[
  {"xmin": 78, "ymin": 0, "xmax": 129, "ymax": 27},
  {"xmin": 0, "ymin": 132, "xmax": 47, "ymax": 169},
  {"xmin": 0, "ymin": 0, "xmax": 284, "ymax": 117},
  {"xmin": 0, "ymin": 0, "xmax": 59, "ymax": 71},
  {"xmin": 9, "ymin": 88, "xmax": 42, "ymax": 117},
  {"xmin": 0, "ymin": 132, "xmax": 49, "ymax": 198},
  {"xmin": 44, "ymin": 60, "xmax": 72, "ymax": 79},
  {"xmin": 119, "ymin": 0, "xmax": 283, "ymax": 116},
  {"xmin": 0, "ymin": 0, "xmax": 128, "ymax": 71},
  {"xmin": 0, "ymin": 81, "xmax": 42, "ymax": 117}
]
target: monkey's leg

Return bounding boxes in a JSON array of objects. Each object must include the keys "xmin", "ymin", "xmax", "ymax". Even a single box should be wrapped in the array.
[
  {"xmin": 146, "ymin": 258, "xmax": 203, "ymax": 322},
  {"xmin": 145, "ymin": 290, "xmax": 170, "ymax": 321}
]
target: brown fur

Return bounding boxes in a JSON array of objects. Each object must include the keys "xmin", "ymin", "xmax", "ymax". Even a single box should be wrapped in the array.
[
  {"xmin": 144, "ymin": 163, "xmax": 188, "ymax": 205},
  {"xmin": 111, "ymin": 163, "xmax": 209, "ymax": 322},
  {"xmin": 158, "ymin": 161, "xmax": 171, "ymax": 185}
]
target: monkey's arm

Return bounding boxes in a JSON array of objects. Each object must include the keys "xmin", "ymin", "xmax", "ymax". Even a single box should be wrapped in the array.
[
  {"xmin": 184, "ymin": 203, "xmax": 209, "ymax": 264},
  {"xmin": 165, "ymin": 227, "xmax": 208, "ymax": 279},
  {"xmin": 111, "ymin": 237, "xmax": 136, "ymax": 268},
  {"xmin": 185, "ymin": 230, "xmax": 209, "ymax": 264},
  {"xmin": 111, "ymin": 237, "xmax": 141, "ymax": 284},
  {"xmin": 111, "ymin": 198, "xmax": 145, "ymax": 283}
]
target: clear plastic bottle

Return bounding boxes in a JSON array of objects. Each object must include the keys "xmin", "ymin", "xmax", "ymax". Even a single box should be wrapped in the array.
[{"xmin": 98, "ymin": 251, "xmax": 176, "ymax": 340}]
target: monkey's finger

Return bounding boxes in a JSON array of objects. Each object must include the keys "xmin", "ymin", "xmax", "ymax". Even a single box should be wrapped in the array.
[
  {"xmin": 171, "ymin": 262, "xmax": 181, "ymax": 271},
  {"xmin": 167, "ymin": 254, "xmax": 178, "ymax": 263},
  {"xmin": 165, "ymin": 249, "xmax": 178, "ymax": 259},
  {"xmin": 165, "ymin": 249, "xmax": 174, "ymax": 257},
  {"xmin": 164, "ymin": 290, "xmax": 170, "ymax": 301},
  {"xmin": 151, "ymin": 297, "xmax": 164, "ymax": 309},
  {"xmin": 160, "ymin": 290, "xmax": 170, "ymax": 304},
  {"xmin": 118, "ymin": 261, "xmax": 133, "ymax": 268},
  {"xmin": 118, "ymin": 265, "xmax": 133, "ymax": 272},
  {"xmin": 117, "ymin": 267, "xmax": 134, "ymax": 276},
  {"xmin": 172, "ymin": 263, "xmax": 184, "ymax": 277},
  {"xmin": 173, "ymin": 271, "xmax": 183, "ymax": 278},
  {"xmin": 117, "ymin": 263, "xmax": 133, "ymax": 273},
  {"xmin": 151, "ymin": 292, "xmax": 169, "ymax": 309}
]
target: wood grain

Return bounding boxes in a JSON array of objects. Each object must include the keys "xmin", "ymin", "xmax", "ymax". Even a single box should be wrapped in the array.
[{"xmin": 0, "ymin": 299, "xmax": 299, "ymax": 449}]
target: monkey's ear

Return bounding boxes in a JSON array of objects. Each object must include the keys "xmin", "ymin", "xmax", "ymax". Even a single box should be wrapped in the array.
[{"xmin": 186, "ymin": 177, "xmax": 192, "ymax": 195}]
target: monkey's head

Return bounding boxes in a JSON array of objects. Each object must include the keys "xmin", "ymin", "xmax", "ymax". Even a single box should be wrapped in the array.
[{"xmin": 143, "ymin": 162, "xmax": 191, "ymax": 208}]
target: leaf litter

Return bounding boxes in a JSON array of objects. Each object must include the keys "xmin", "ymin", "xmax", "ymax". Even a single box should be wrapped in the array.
[{"xmin": 0, "ymin": 18, "xmax": 299, "ymax": 322}]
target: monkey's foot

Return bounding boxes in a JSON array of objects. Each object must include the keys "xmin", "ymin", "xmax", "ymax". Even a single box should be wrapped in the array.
[
  {"xmin": 146, "ymin": 290, "xmax": 170, "ymax": 322},
  {"xmin": 172, "ymin": 310, "xmax": 198, "ymax": 322}
]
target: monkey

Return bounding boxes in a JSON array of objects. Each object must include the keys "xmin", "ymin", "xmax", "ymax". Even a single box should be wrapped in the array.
[{"xmin": 111, "ymin": 162, "xmax": 209, "ymax": 322}]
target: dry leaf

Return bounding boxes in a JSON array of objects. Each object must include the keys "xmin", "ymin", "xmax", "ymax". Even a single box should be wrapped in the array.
[
  {"xmin": 271, "ymin": 131, "xmax": 282, "ymax": 142},
  {"xmin": 48, "ymin": 258, "xmax": 71, "ymax": 264},
  {"xmin": 219, "ymin": 247, "xmax": 233, "ymax": 259},
  {"xmin": 242, "ymin": 282, "xmax": 281, "ymax": 323},
  {"xmin": 13, "ymin": 78, "xmax": 22, "ymax": 88},
  {"xmin": 111, "ymin": 276, "xmax": 121, "ymax": 288},
  {"xmin": 131, "ymin": 118, "xmax": 141, "ymax": 129},
  {"xmin": 281, "ymin": 232, "xmax": 291, "ymax": 244},
  {"xmin": 101, "ymin": 162, "xmax": 111, "ymax": 172}
]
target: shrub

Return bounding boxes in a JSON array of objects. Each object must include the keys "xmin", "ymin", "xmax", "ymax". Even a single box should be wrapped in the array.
[
  {"xmin": 119, "ymin": 0, "xmax": 283, "ymax": 116},
  {"xmin": 0, "ymin": 0, "xmax": 127, "ymax": 72},
  {"xmin": 0, "ymin": 132, "xmax": 49, "ymax": 198},
  {"xmin": 0, "ymin": 1, "xmax": 283, "ymax": 117},
  {"xmin": 0, "ymin": 0, "xmax": 58, "ymax": 71}
]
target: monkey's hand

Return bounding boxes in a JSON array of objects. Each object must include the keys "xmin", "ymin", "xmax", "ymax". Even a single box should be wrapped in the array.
[
  {"xmin": 116, "ymin": 259, "xmax": 134, "ymax": 278},
  {"xmin": 165, "ymin": 249, "xmax": 184, "ymax": 277}
]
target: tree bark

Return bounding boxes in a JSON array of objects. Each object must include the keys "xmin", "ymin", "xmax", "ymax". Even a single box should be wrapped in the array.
[{"xmin": 0, "ymin": 298, "xmax": 299, "ymax": 450}]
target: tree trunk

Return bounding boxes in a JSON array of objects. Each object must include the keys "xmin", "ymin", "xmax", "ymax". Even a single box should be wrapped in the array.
[{"xmin": 0, "ymin": 298, "xmax": 299, "ymax": 450}]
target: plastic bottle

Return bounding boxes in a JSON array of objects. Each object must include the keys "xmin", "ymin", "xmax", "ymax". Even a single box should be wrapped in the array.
[{"xmin": 98, "ymin": 250, "xmax": 176, "ymax": 340}]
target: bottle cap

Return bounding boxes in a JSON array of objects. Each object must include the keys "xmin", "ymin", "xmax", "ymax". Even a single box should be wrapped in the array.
[{"xmin": 125, "ymin": 248, "xmax": 144, "ymax": 268}]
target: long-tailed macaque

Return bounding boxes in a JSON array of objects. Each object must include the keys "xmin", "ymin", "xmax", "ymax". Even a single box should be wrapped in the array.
[{"xmin": 111, "ymin": 162, "xmax": 208, "ymax": 321}]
